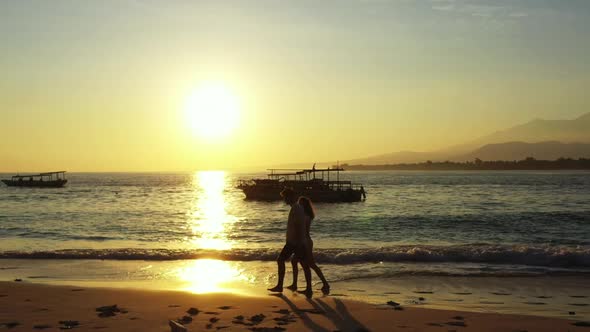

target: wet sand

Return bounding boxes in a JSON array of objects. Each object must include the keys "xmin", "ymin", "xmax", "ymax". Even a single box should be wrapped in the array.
[{"xmin": 1, "ymin": 281, "xmax": 588, "ymax": 331}]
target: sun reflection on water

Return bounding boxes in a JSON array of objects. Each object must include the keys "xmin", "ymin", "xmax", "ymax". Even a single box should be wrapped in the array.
[
  {"xmin": 178, "ymin": 172, "xmax": 251, "ymax": 293},
  {"xmin": 188, "ymin": 171, "xmax": 236, "ymax": 250},
  {"xmin": 177, "ymin": 259, "xmax": 248, "ymax": 294}
]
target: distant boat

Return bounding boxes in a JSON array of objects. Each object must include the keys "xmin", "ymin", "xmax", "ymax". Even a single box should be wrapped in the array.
[
  {"xmin": 1, "ymin": 171, "xmax": 68, "ymax": 188},
  {"xmin": 237, "ymin": 166, "xmax": 366, "ymax": 203}
]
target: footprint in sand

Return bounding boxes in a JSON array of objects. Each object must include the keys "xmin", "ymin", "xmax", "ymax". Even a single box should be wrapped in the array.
[
  {"xmin": 569, "ymin": 303, "xmax": 589, "ymax": 307},
  {"xmin": 414, "ymin": 291, "xmax": 434, "ymax": 294},
  {"xmin": 480, "ymin": 301, "xmax": 504, "ymax": 305},
  {"xmin": 186, "ymin": 308, "xmax": 200, "ymax": 315},
  {"xmin": 491, "ymin": 292, "xmax": 511, "ymax": 296},
  {"xmin": 1, "ymin": 322, "xmax": 20, "ymax": 328},
  {"xmin": 95, "ymin": 305, "xmax": 122, "ymax": 318},
  {"xmin": 33, "ymin": 325, "xmax": 52, "ymax": 330},
  {"xmin": 452, "ymin": 292, "xmax": 472, "ymax": 295},
  {"xmin": 297, "ymin": 309, "xmax": 325, "ymax": 315},
  {"xmin": 386, "ymin": 301, "xmax": 400, "ymax": 307},
  {"xmin": 273, "ymin": 314, "xmax": 297, "ymax": 325},
  {"xmin": 58, "ymin": 320, "xmax": 80, "ymax": 329},
  {"xmin": 523, "ymin": 302, "xmax": 546, "ymax": 305},
  {"xmin": 570, "ymin": 295, "xmax": 588, "ymax": 298},
  {"xmin": 535, "ymin": 296, "xmax": 552, "ymax": 299}
]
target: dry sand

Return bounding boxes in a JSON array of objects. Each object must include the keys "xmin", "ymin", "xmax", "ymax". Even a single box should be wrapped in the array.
[{"xmin": 1, "ymin": 281, "xmax": 588, "ymax": 331}]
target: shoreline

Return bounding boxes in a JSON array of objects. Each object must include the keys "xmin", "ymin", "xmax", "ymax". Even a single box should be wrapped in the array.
[
  {"xmin": 1, "ymin": 258, "xmax": 589, "ymax": 322},
  {"xmin": 1, "ymin": 281, "xmax": 589, "ymax": 331}
]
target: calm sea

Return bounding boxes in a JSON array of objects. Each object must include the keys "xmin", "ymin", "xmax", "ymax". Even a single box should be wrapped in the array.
[
  {"xmin": 2, "ymin": 171, "xmax": 590, "ymax": 317},
  {"xmin": 1, "ymin": 171, "xmax": 590, "ymax": 270}
]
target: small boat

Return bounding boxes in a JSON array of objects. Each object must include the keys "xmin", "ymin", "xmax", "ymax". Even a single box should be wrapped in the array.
[
  {"xmin": 237, "ymin": 166, "xmax": 366, "ymax": 203},
  {"xmin": 2, "ymin": 171, "xmax": 68, "ymax": 188}
]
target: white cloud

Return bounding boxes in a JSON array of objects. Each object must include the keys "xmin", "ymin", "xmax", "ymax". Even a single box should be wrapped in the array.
[{"xmin": 431, "ymin": 1, "xmax": 529, "ymax": 20}]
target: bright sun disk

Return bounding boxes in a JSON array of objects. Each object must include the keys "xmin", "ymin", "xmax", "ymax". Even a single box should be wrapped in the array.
[{"xmin": 185, "ymin": 83, "xmax": 240, "ymax": 138}]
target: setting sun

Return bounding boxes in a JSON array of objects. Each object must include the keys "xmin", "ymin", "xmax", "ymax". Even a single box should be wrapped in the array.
[{"xmin": 185, "ymin": 83, "xmax": 240, "ymax": 139}]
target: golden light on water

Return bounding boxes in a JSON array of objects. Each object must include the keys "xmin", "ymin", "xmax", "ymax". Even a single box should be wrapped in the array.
[
  {"xmin": 177, "ymin": 259, "xmax": 247, "ymax": 294},
  {"xmin": 188, "ymin": 170, "xmax": 236, "ymax": 250},
  {"xmin": 185, "ymin": 82, "xmax": 240, "ymax": 139},
  {"xmin": 177, "ymin": 172, "xmax": 249, "ymax": 293}
]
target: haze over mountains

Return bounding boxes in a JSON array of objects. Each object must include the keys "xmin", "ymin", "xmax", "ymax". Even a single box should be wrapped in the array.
[{"xmin": 342, "ymin": 113, "xmax": 590, "ymax": 165}]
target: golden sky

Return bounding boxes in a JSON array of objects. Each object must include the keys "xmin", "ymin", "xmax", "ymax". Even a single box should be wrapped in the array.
[{"xmin": 1, "ymin": 1, "xmax": 589, "ymax": 171}]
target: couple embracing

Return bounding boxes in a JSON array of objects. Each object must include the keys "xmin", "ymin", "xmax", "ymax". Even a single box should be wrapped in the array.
[{"xmin": 268, "ymin": 188, "xmax": 330, "ymax": 298}]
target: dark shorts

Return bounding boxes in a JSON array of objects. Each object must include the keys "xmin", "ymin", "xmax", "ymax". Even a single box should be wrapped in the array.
[{"xmin": 278, "ymin": 243, "xmax": 306, "ymax": 261}]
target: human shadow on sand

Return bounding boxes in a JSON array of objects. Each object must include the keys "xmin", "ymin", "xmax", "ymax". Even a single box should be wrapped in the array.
[{"xmin": 273, "ymin": 294, "xmax": 370, "ymax": 332}]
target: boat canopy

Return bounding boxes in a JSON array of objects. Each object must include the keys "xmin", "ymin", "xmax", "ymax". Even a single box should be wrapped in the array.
[
  {"xmin": 12, "ymin": 171, "xmax": 66, "ymax": 180},
  {"xmin": 266, "ymin": 167, "xmax": 348, "ymax": 182}
]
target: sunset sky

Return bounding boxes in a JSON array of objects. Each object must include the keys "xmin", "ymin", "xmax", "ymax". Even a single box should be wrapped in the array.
[{"xmin": 1, "ymin": 0, "xmax": 589, "ymax": 171}]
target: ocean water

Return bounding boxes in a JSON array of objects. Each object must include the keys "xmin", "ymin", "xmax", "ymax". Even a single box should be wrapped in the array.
[{"xmin": 1, "ymin": 171, "xmax": 590, "ymax": 318}]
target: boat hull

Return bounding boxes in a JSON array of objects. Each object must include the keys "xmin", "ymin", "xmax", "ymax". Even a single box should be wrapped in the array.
[
  {"xmin": 1, "ymin": 179, "xmax": 67, "ymax": 188},
  {"xmin": 240, "ymin": 186, "xmax": 362, "ymax": 202}
]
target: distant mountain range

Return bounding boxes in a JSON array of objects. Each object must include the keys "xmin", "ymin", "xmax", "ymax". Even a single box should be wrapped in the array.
[
  {"xmin": 342, "ymin": 112, "xmax": 590, "ymax": 165},
  {"xmin": 465, "ymin": 112, "xmax": 590, "ymax": 148},
  {"xmin": 455, "ymin": 141, "xmax": 590, "ymax": 162}
]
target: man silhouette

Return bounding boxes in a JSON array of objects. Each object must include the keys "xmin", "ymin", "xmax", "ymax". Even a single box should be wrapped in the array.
[{"xmin": 268, "ymin": 188, "xmax": 312, "ymax": 297}]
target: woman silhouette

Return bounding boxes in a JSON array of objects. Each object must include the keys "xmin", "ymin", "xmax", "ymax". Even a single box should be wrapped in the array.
[{"xmin": 286, "ymin": 196, "xmax": 330, "ymax": 296}]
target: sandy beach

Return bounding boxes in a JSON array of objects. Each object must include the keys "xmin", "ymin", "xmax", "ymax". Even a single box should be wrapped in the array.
[{"xmin": 1, "ymin": 281, "xmax": 588, "ymax": 332}]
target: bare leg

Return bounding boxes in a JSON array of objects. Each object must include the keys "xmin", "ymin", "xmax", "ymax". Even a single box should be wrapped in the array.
[
  {"xmin": 310, "ymin": 263, "xmax": 330, "ymax": 294},
  {"xmin": 304, "ymin": 245, "xmax": 330, "ymax": 295},
  {"xmin": 268, "ymin": 257, "xmax": 286, "ymax": 292},
  {"xmin": 286, "ymin": 257, "xmax": 299, "ymax": 291},
  {"xmin": 297, "ymin": 261, "xmax": 313, "ymax": 298}
]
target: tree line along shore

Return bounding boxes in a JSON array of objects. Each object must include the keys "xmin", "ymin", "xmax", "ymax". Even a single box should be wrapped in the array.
[{"xmin": 340, "ymin": 157, "xmax": 590, "ymax": 171}]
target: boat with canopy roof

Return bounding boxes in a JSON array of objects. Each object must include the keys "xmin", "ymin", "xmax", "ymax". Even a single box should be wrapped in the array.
[
  {"xmin": 1, "ymin": 171, "xmax": 68, "ymax": 188},
  {"xmin": 237, "ymin": 166, "xmax": 365, "ymax": 202}
]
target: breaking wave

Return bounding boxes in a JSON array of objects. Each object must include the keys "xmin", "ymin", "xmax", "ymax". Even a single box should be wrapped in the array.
[{"xmin": 1, "ymin": 244, "xmax": 589, "ymax": 268}]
